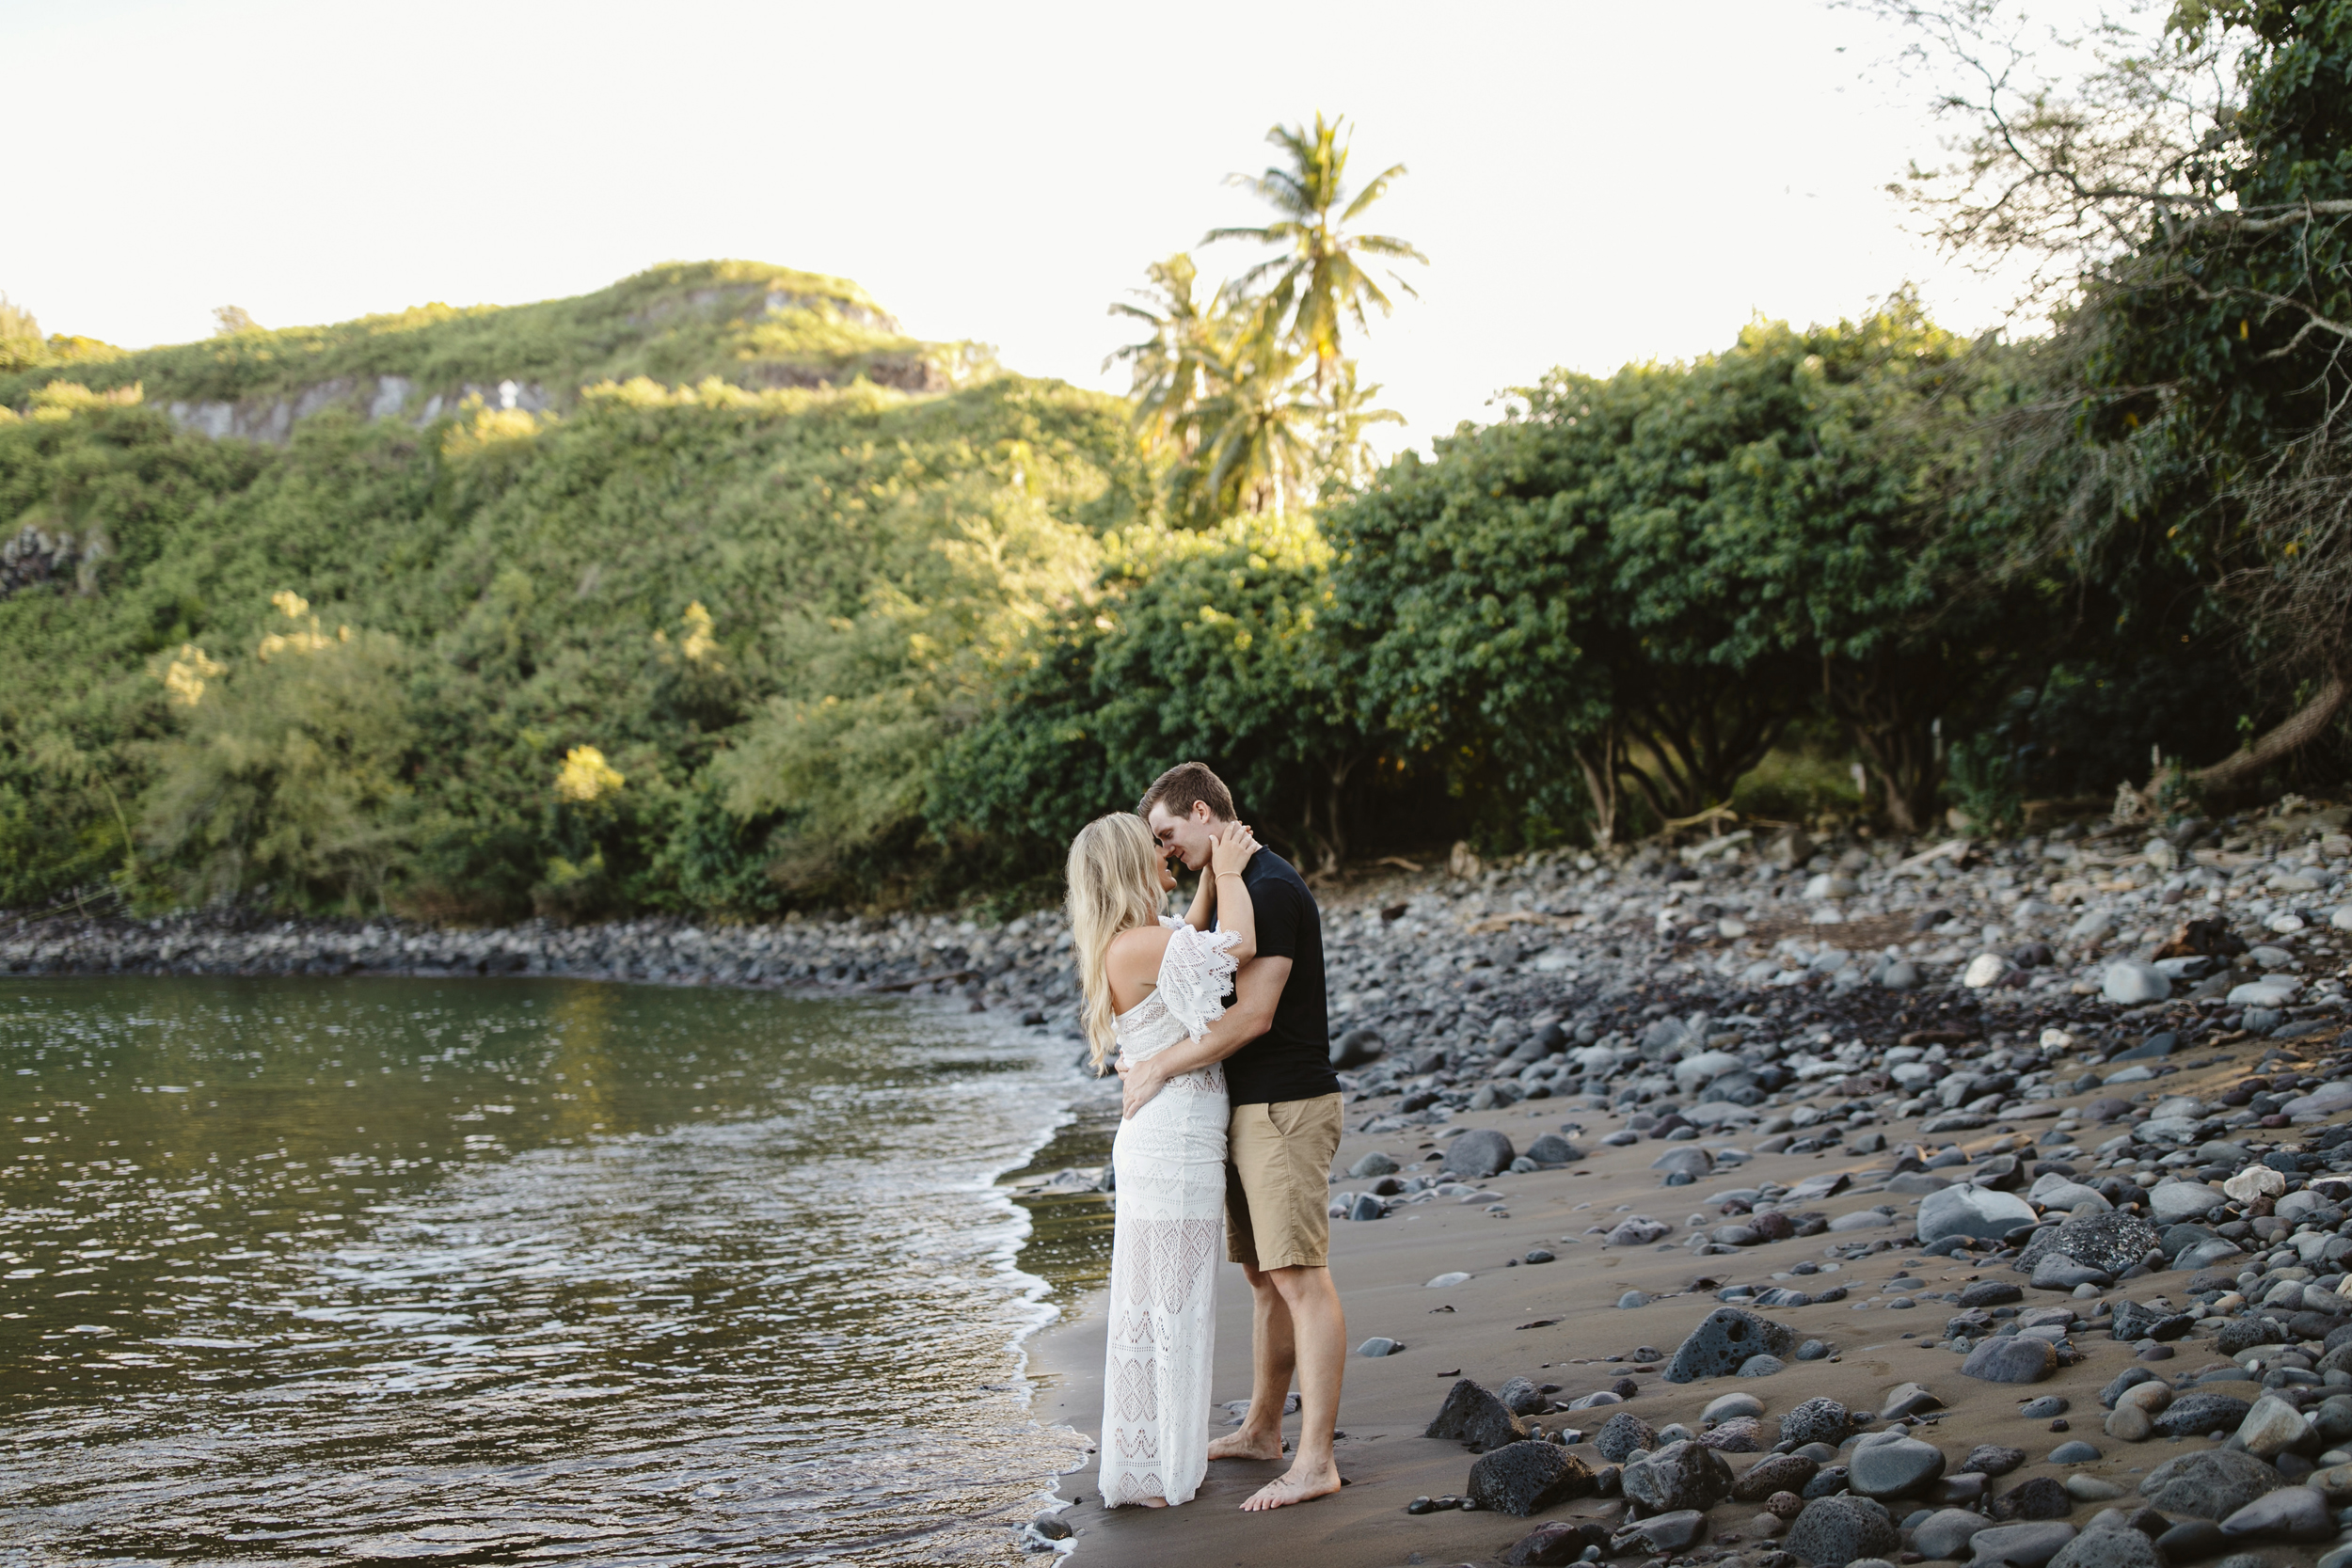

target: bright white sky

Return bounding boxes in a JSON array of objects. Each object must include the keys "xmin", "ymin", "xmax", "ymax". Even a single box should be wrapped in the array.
[{"xmin": 5, "ymin": 0, "xmax": 2052, "ymax": 451}]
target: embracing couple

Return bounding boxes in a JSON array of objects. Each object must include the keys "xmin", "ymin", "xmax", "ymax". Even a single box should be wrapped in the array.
[{"xmin": 1064, "ymin": 761, "xmax": 1346, "ymax": 1513}]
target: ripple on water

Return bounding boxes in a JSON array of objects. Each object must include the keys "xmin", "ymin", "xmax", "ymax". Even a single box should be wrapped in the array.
[{"xmin": 0, "ymin": 975, "xmax": 1097, "ymax": 1563}]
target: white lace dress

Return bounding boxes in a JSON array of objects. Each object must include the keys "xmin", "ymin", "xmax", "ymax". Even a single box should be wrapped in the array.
[{"xmin": 1098, "ymin": 919, "xmax": 1240, "ymax": 1508}]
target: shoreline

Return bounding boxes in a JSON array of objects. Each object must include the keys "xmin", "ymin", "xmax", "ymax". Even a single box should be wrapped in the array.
[{"xmin": 24, "ymin": 808, "xmax": 2352, "ymax": 1566}]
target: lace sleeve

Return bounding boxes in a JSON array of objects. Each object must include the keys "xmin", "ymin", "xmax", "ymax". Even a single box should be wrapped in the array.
[{"xmin": 1155, "ymin": 924, "xmax": 1244, "ymax": 1042}]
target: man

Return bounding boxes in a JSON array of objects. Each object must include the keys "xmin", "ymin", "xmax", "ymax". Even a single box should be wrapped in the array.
[{"xmin": 1118, "ymin": 761, "xmax": 1345, "ymax": 1513}]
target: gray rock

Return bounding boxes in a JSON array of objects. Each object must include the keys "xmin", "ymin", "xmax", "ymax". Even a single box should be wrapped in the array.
[
  {"xmin": 1778, "ymin": 1398, "xmax": 1852, "ymax": 1448},
  {"xmin": 1501, "ymin": 1520, "xmax": 1613, "ymax": 1566},
  {"xmin": 1994, "ymin": 1476, "xmax": 2074, "ymax": 1519},
  {"xmin": 1966, "ymin": 1522, "xmax": 2077, "ymax": 1568},
  {"xmin": 1915, "ymin": 1506, "xmax": 1994, "ymax": 1560},
  {"xmin": 1849, "ymin": 1434, "xmax": 1947, "ymax": 1499},
  {"xmin": 1783, "ymin": 1495, "xmax": 1899, "ymax": 1566},
  {"xmin": 1425, "ymin": 1378, "xmax": 1526, "ymax": 1449},
  {"xmin": 1663, "ymin": 1307, "xmax": 1799, "ymax": 1383},
  {"xmin": 2049, "ymin": 1439, "xmax": 2101, "ymax": 1463},
  {"xmin": 1613, "ymin": 1509, "xmax": 1708, "ymax": 1553},
  {"xmin": 1795, "ymin": 1338, "xmax": 1832, "ymax": 1360},
  {"xmin": 1347, "ymin": 1193, "xmax": 1384, "ymax": 1221},
  {"xmin": 1962, "ymin": 1336, "xmax": 2058, "ymax": 1384},
  {"xmin": 1607, "ymin": 1217, "xmax": 1668, "ymax": 1246},
  {"xmin": 1616, "ymin": 1290, "xmax": 1652, "ymax": 1308},
  {"xmin": 2102, "ymin": 960, "xmax": 2171, "ymax": 1005},
  {"xmin": 2030, "ymin": 1254, "xmax": 2113, "ymax": 1291},
  {"xmin": 1739, "ymin": 1354, "xmax": 1788, "ymax": 1377},
  {"xmin": 2146, "ymin": 1180, "xmax": 2228, "ymax": 1224},
  {"xmin": 1732, "ymin": 1452, "xmax": 1820, "ymax": 1502},
  {"xmin": 2218, "ymin": 1483, "xmax": 2331, "ymax": 1540},
  {"xmin": 2047, "ymin": 1528, "xmax": 2164, "ymax": 1568},
  {"xmin": 2137, "ymin": 1447, "xmax": 2284, "ymax": 1518},
  {"xmin": 1652, "ymin": 1145, "xmax": 1713, "ymax": 1176},
  {"xmin": 1919, "ymin": 1184, "xmax": 2040, "ymax": 1245},
  {"xmin": 1620, "ymin": 1438, "xmax": 1734, "ymax": 1513},
  {"xmin": 1347, "ymin": 1150, "xmax": 1399, "ymax": 1178},
  {"xmin": 1695, "ymin": 1416, "xmax": 1763, "ymax": 1451},
  {"xmin": 1467, "ymin": 1440, "xmax": 1597, "ymax": 1516},
  {"xmin": 1498, "ymin": 1376, "xmax": 1548, "ymax": 1418},
  {"xmin": 1441, "ymin": 1129, "xmax": 1517, "ymax": 1180},
  {"xmin": 1704, "ymin": 1391, "xmax": 1765, "ymax": 1423},
  {"xmin": 1880, "ymin": 1383, "xmax": 1946, "ymax": 1420},
  {"xmin": 1355, "ymin": 1336, "xmax": 1399, "ymax": 1357},
  {"xmin": 1524, "ymin": 1132, "xmax": 1579, "ymax": 1164},
  {"xmin": 2151, "ymin": 1390, "xmax": 2255, "ymax": 1439},
  {"xmin": 2020, "ymin": 1396, "xmax": 2070, "ymax": 1418},
  {"xmin": 2106, "ymin": 1299, "xmax": 2193, "ymax": 1342},
  {"xmin": 1594, "ymin": 1410, "xmax": 1658, "ymax": 1464},
  {"xmin": 2232, "ymin": 1392, "xmax": 2308, "ymax": 1457},
  {"xmin": 1967, "ymin": 1444, "xmax": 2027, "ymax": 1477},
  {"xmin": 1960, "ymin": 1280, "xmax": 2025, "ymax": 1307}
]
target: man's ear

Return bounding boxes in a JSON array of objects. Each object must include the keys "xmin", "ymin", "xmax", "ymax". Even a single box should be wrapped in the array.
[{"xmin": 1192, "ymin": 800, "xmax": 1215, "ymax": 823}]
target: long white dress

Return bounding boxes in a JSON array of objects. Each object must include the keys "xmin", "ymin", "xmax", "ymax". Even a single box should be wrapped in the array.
[{"xmin": 1097, "ymin": 919, "xmax": 1240, "ymax": 1508}]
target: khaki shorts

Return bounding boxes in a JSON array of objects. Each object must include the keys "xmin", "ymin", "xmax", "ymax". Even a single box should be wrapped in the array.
[{"xmin": 1225, "ymin": 1093, "xmax": 1343, "ymax": 1272}]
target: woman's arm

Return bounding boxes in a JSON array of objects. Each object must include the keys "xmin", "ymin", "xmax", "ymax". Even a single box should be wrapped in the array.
[
  {"xmin": 1180, "ymin": 863, "xmax": 1216, "ymax": 931},
  {"xmin": 1207, "ymin": 821, "xmax": 1258, "ymax": 965}
]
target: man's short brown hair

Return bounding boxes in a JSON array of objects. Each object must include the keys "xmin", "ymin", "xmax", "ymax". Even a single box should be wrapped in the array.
[{"xmin": 1137, "ymin": 761, "xmax": 1235, "ymax": 823}]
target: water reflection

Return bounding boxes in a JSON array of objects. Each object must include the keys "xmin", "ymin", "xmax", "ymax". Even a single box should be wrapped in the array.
[{"xmin": 0, "ymin": 976, "xmax": 1093, "ymax": 1563}]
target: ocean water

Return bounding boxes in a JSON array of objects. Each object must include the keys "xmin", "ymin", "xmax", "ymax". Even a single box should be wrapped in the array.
[{"xmin": 0, "ymin": 974, "xmax": 1107, "ymax": 1564}]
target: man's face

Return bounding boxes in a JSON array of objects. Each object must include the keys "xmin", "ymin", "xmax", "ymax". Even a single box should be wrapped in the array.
[{"xmin": 1146, "ymin": 800, "xmax": 1221, "ymax": 874}]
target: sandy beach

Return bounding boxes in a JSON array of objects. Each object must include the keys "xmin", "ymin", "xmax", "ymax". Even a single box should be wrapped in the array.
[{"xmin": 1030, "ymin": 1027, "xmax": 2341, "ymax": 1567}]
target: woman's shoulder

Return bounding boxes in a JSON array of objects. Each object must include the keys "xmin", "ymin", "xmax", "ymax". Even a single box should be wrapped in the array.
[{"xmin": 1107, "ymin": 923, "xmax": 1176, "ymax": 964}]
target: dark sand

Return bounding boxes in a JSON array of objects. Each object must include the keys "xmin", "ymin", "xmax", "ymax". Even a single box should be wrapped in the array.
[{"xmin": 1029, "ymin": 1036, "xmax": 2316, "ymax": 1567}]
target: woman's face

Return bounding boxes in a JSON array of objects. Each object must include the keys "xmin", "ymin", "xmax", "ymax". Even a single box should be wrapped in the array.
[{"xmin": 1152, "ymin": 846, "xmax": 1178, "ymax": 895}]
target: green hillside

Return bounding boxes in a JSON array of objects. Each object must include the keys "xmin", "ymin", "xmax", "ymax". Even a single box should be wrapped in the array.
[
  {"xmin": 0, "ymin": 261, "xmax": 991, "ymax": 427},
  {"xmin": 0, "ymin": 263, "xmax": 1149, "ymax": 918}
]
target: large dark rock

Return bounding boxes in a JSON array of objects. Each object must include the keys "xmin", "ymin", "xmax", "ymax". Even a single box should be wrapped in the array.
[
  {"xmin": 1959, "ymin": 1279, "xmax": 2024, "ymax": 1307},
  {"xmin": 1593, "ymin": 1410, "xmax": 1657, "ymax": 1463},
  {"xmin": 1783, "ymin": 1495, "xmax": 1899, "ymax": 1566},
  {"xmin": 1467, "ymin": 1441, "xmax": 1597, "ymax": 1516},
  {"xmin": 1614, "ymin": 1510, "xmax": 1708, "ymax": 1554},
  {"xmin": 1440, "ymin": 1129, "xmax": 1516, "ymax": 1180},
  {"xmin": 1524, "ymin": 1132, "xmax": 1580, "ymax": 1164},
  {"xmin": 1962, "ymin": 1336, "xmax": 2058, "ymax": 1384},
  {"xmin": 1620, "ymin": 1439, "xmax": 1733, "ymax": 1513},
  {"xmin": 2151, "ymin": 1390, "xmax": 2255, "ymax": 1439},
  {"xmin": 1964, "ymin": 1522, "xmax": 2077, "ymax": 1568},
  {"xmin": 2137, "ymin": 1447, "xmax": 2284, "ymax": 1518},
  {"xmin": 1778, "ymin": 1397, "xmax": 1852, "ymax": 1448},
  {"xmin": 1965, "ymin": 1443, "xmax": 2027, "ymax": 1477},
  {"xmin": 1502, "ymin": 1520, "xmax": 1613, "ymax": 1566},
  {"xmin": 2216, "ymin": 1317, "xmax": 2292, "ymax": 1355},
  {"xmin": 1498, "ymin": 1376, "xmax": 1548, "ymax": 1417},
  {"xmin": 2218, "ymin": 1482, "xmax": 2332, "ymax": 1540},
  {"xmin": 2108, "ymin": 1300, "xmax": 2195, "ymax": 1341},
  {"xmin": 2035, "ymin": 1211, "xmax": 2161, "ymax": 1276},
  {"xmin": 1731, "ymin": 1452, "xmax": 1820, "ymax": 1502},
  {"xmin": 2046, "ymin": 1528, "xmax": 2163, "ymax": 1568},
  {"xmin": 1848, "ymin": 1433, "xmax": 1947, "ymax": 1499},
  {"xmin": 1425, "ymin": 1378, "xmax": 1526, "ymax": 1449},
  {"xmin": 1663, "ymin": 1307, "xmax": 1798, "ymax": 1383},
  {"xmin": 1994, "ymin": 1476, "xmax": 2074, "ymax": 1520}
]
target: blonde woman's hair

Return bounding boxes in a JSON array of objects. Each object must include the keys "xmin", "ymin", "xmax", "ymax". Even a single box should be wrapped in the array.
[{"xmin": 1066, "ymin": 812, "xmax": 1165, "ymax": 1069}]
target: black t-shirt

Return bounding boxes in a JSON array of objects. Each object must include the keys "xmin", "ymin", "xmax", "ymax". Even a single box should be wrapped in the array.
[{"xmin": 1216, "ymin": 848, "xmax": 1339, "ymax": 1107}]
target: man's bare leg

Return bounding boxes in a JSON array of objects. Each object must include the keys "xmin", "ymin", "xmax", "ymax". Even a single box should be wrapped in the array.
[
  {"xmin": 1207, "ymin": 1261, "xmax": 1291, "ymax": 1462},
  {"xmin": 1240, "ymin": 1264, "xmax": 1344, "ymax": 1511}
]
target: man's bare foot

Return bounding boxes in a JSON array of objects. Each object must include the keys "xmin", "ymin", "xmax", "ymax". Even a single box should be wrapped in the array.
[
  {"xmin": 1207, "ymin": 1431, "xmax": 1282, "ymax": 1462},
  {"xmin": 1238, "ymin": 1463, "xmax": 1341, "ymax": 1512}
]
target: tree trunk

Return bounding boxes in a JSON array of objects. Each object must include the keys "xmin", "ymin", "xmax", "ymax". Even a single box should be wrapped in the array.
[
  {"xmin": 1573, "ymin": 725, "xmax": 1623, "ymax": 848},
  {"xmin": 1823, "ymin": 652, "xmax": 1947, "ymax": 834},
  {"xmin": 2194, "ymin": 670, "xmax": 2352, "ymax": 793}
]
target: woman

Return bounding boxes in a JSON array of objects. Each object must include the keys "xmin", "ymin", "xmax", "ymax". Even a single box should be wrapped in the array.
[{"xmin": 1067, "ymin": 810, "xmax": 1259, "ymax": 1509}]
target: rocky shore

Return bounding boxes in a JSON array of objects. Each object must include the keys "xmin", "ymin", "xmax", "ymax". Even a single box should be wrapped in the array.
[{"xmin": 19, "ymin": 800, "xmax": 2352, "ymax": 1567}]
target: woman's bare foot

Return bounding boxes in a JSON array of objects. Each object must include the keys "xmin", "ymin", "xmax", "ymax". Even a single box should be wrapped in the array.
[
  {"xmin": 1239, "ymin": 1462, "xmax": 1341, "ymax": 1512},
  {"xmin": 1207, "ymin": 1431, "xmax": 1283, "ymax": 1462},
  {"xmin": 1136, "ymin": 1497, "xmax": 1168, "ymax": 1508}
]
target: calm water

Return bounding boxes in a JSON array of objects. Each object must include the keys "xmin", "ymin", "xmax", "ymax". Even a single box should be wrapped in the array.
[{"xmin": 0, "ymin": 975, "xmax": 1112, "ymax": 1565}]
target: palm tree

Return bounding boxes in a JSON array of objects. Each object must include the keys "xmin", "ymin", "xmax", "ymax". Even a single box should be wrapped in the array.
[
  {"xmin": 1311, "ymin": 359, "xmax": 1406, "ymax": 495},
  {"xmin": 1104, "ymin": 254, "xmax": 1225, "ymax": 457},
  {"xmin": 1204, "ymin": 113, "xmax": 1427, "ymax": 392},
  {"xmin": 1195, "ymin": 333, "xmax": 1322, "ymax": 519}
]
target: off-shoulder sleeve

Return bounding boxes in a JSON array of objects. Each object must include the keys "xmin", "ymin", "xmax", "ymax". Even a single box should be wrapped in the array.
[{"xmin": 1155, "ymin": 923, "xmax": 1244, "ymax": 1042}]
